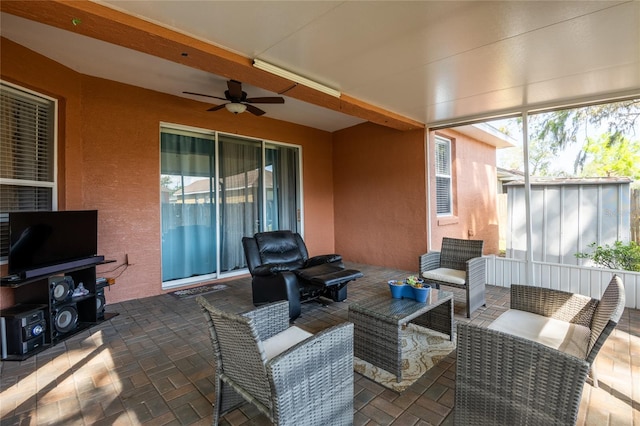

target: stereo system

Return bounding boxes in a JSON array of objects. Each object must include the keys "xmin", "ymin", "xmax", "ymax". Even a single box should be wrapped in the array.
[
  {"xmin": 1, "ymin": 210, "xmax": 118, "ymax": 360},
  {"xmin": 1, "ymin": 273, "xmax": 115, "ymax": 360},
  {"xmin": 0, "ymin": 304, "xmax": 47, "ymax": 358}
]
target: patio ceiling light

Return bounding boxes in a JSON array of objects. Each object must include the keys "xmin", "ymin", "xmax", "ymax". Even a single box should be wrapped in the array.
[
  {"xmin": 253, "ymin": 59, "xmax": 341, "ymax": 98},
  {"xmin": 225, "ymin": 103, "xmax": 247, "ymax": 114}
]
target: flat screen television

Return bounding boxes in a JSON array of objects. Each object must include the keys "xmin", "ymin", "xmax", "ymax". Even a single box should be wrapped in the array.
[{"xmin": 8, "ymin": 210, "xmax": 101, "ymax": 278}]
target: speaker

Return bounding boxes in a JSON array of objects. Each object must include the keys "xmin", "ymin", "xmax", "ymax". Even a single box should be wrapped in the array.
[
  {"xmin": 49, "ymin": 276, "xmax": 74, "ymax": 304},
  {"xmin": 96, "ymin": 288, "xmax": 106, "ymax": 320},
  {"xmin": 51, "ymin": 303, "xmax": 78, "ymax": 337},
  {"xmin": 96, "ymin": 279, "xmax": 108, "ymax": 320},
  {"xmin": 1, "ymin": 305, "xmax": 47, "ymax": 358}
]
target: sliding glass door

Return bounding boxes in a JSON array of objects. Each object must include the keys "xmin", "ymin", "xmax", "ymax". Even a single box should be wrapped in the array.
[
  {"xmin": 265, "ymin": 143, "xmax": 301, "ymax": 232},
  {"xmin": 160, "ymin": 129, "xmax": 217, "ymax": 283},
  {"xmin": 160, "ymin": 126, "xmax": 301, "ymax": 287},
  {"xmin": 218, "ymin": 135, "xmax": 262, "ymax": 273}
]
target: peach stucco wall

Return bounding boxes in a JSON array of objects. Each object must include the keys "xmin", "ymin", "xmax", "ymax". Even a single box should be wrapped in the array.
[
  {"xmin": 428, "ymin": 129, "xmax": 499, "ymax": 254},
  {"xmin": 1, "ymin": 38, "xmax": 335, "ymax": 307},
  {"xmin": 1, "ymin": 37, "xmax": 500, "ymax": 309},
  {"xmin": 332, "ymin": 123, "xmax": 428, "ymax": 272}
]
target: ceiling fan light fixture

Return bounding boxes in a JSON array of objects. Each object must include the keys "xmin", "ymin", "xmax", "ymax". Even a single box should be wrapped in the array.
[
  {"xmin": 253, "ymin": 59, "xmax": 341, "ymax": 98},
  {"xmin": 225, "ymin": 102, "xmax": 247, "ymax": 114}
]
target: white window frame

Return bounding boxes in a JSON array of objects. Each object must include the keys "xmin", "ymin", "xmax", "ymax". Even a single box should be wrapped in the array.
[
  {"xmin": 435, "ymin": 135, "xmax": 453, "ymax": 216},
  {"xmin": 0, "ymin": 81, "xmax": 58, "ymax": 264}
]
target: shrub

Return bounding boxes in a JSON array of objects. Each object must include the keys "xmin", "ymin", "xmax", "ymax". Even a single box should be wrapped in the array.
[{"xmin": 575, "ymin": 240, "xmax": 640, "ymax": 272}]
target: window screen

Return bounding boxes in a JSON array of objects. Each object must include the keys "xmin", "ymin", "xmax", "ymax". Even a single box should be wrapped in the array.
[{"xmin": 0, "ymin": 82, "xmax": 56, "ymax": 260}]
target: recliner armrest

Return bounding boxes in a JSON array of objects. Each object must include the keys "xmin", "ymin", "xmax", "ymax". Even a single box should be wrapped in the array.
[
  {"xmin": 305, "ymin": 254, "xmax": 342, "ymax": 268},
  {"xmin": 252, "ymin": 263, "xmax": 295, "ymax": 276}
]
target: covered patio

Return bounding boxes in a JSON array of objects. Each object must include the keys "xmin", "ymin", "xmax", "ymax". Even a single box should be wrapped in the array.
[
  {"xmin": 1, "ymin": 2, "xmax": 639, "ymax": 424},
  {"xmin": 1, "ymin": 264, "xmax": 638, "ymax": 425}
]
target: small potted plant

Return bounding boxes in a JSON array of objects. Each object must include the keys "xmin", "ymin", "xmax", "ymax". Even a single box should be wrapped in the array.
[
  {"xmin": 387, "ymin": 279, "xmax": 409, "ymax": 299},
  {"xmin": 388, "ymin": 276, "xmax": 430, "ymax": 301},
  {"xmin": 407, "ymin": 275, "xmax": 430, "ymax": 302},
  {"xmin": 406, "ymin": 275, "xmax": 422, "ymax": 287}
]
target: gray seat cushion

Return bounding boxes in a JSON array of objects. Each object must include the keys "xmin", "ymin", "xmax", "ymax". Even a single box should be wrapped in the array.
[{"xmin": 421, "ymin": 267, "xmax": 466, "ymax": 286}]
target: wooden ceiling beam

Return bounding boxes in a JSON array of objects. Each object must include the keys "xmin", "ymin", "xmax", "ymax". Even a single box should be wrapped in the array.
[{"xmin": 1, "ymin": 0, "xmax": 425, "ymax": 131}]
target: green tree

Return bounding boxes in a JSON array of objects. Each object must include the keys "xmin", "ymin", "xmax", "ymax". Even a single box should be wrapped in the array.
[
  {"xmin": 160, "ymin": 175, "xmax": 175, "ymax": 189},
  {"xmin": 527, "ymin": 138, "xmax": 554, "ymax": 175},
  {"xmin": 528, "ymin": 99, "xmax": 640, "ymax": 175},
  {"xmin": 581, "ymin": 134, "xmax": 640, "ymax": 178},
  {"xmin": 497, "ymin": 127, "xmax": 554, "ymax": 176}
]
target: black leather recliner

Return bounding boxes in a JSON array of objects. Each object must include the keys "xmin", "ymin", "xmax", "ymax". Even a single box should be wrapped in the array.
[{"xmin": 242, "ymin": 230, "xmax": 363, "ymax": 320}]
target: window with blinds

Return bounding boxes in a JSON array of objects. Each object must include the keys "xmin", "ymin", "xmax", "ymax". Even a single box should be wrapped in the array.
[
  {"xmin": 0, "ymin": 82, "xmax": 56, "ymax": 261},
  {"xmin": 435, "ymin": 136, "xmax": 452, "ymax": 215}
]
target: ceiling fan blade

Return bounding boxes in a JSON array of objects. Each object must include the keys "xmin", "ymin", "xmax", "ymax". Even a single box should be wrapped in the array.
[
  {"xmin": 186, "ymin": 81, "xmax": 280, "ymax": 116},
  {"xmin": 207, "ymin": 104, "xmax": 227, "ymax": 112},
  {"xmin": 183, "ymin": 91, "xmax": 227, "ymax": 101},
  {"xmin": 227, "ymin": 80, "xmax": 243, "ymax": 99},
  {"xmin": 245, "ymin": 97, "xmax": 285, "ymax": 104},
  {"xmin": 245, "ymin": 104, "xmax": 266, "ymax": 116}
]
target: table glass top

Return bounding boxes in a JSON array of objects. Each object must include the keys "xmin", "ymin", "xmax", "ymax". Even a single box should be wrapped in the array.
[{"xmin": 349, "ymin": 288, "xmax": 453, "ymax": 321}]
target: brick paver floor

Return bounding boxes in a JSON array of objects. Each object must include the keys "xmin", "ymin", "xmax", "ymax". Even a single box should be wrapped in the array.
[{"xmin": 1, "ymin": 263, "xmax": 638, "ymax": 425}]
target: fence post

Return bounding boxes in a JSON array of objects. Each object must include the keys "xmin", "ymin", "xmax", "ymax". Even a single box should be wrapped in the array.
[{"xmin": 632, "ymin": 188, "xmax": 639, "ymax": 243}]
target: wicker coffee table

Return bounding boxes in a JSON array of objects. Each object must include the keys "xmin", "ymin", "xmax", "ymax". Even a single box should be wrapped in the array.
[{"xmin": 349, "ymin": 288, "xmax": 454, "ymax": 382}]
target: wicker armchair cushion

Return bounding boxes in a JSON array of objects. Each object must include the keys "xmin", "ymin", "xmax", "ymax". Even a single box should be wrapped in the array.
[
  {"xmin": 489, "ymin": 309, "xmax": 591, "ymax": 359},
  {"xmin": 262, "ymin": 326, "xmax": 313, "ymax": 360},
  {"xmin": 421, "ymin": 267, "xmax": 466, "ymax": 285}
]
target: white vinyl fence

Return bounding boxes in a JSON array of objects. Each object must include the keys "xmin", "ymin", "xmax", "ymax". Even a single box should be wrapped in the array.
[{"xmin": 486, "ymin": 255, "xmax": 639, "ymax": 309}]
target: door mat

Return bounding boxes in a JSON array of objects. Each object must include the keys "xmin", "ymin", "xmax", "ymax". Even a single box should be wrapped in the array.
[
  {"xmin": 354, "ymin": 323, "xmax": 455, "ymax": 393},
  {"xmin": 168, "ymin": 283, "xmax": 228, "ymax": 299}
]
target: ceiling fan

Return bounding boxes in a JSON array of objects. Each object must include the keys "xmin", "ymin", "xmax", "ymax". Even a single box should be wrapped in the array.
[{"xmin": 183, "ymin": 80, "xmax": 284, "ymax": 116}]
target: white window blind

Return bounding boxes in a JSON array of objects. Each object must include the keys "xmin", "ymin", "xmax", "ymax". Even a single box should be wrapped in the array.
[
  {"xmin": 0, "ymin": 82, "xmax": 56, "ymax": 260},
  {"xmin": 435, "ymin": 136, "xmax": 452, "ymax": 215}
]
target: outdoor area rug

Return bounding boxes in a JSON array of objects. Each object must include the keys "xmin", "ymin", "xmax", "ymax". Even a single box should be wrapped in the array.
[
  {"xmin": 354, "ymin": 324, "xmax": 455, "ymax": 393},
  {"xmin": 168, "ymin": 283, "xmax": 228, "ymax": 299}
]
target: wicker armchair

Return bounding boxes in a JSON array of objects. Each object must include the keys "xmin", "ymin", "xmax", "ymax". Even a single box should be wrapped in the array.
[
  {"xmin": 419, "ymin": 237, "xmax": 485, "ymax": 317},
  {"xmin": 196, "ymin": 297, "xmax": 354, "ymax": 426},
  {"xmin": 455, "ymin": 275, "xmax": 625, "ymax": 426}
]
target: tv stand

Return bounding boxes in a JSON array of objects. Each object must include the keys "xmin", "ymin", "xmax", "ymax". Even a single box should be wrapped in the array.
[{"xmin": 0, "ymin": 259, "xmax": 118, "ymax": 360}]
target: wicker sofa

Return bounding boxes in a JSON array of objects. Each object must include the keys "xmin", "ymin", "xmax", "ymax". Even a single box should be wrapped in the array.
[{"xmin": 455, "ymin": 274, "xmax": 625, "ymax": 425}]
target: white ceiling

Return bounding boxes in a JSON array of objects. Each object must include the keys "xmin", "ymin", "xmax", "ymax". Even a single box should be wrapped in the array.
[{"xmin": 2, "ymin": 1, "xmax": 639, "ymax": 132}]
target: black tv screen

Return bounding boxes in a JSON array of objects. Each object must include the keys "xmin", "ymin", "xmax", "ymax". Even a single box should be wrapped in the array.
[{"xmin": 8, "ymin": 210, "xmax": 98, "ymax": 276}]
